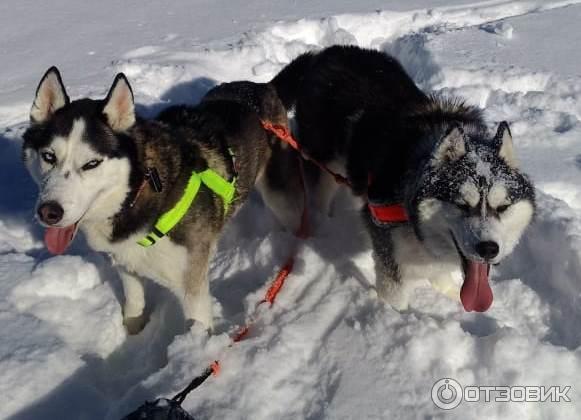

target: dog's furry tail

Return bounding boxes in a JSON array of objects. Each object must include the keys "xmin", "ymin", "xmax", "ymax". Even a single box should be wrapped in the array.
[{"xmin": 270, "ymin": 52, "xmax": 315, "ymax": 110}]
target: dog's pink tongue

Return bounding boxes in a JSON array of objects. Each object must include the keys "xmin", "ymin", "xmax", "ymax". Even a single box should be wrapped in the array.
[
  {"xmin": 44, "ymin": 225, "xmax": 76, "ymax": 255},
  {"xmin": 460, "ymin": 261, "xmax": 493, "ymax": 312}
]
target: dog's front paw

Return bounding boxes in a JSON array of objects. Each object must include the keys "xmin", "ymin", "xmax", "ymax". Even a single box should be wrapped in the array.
[
  {"xmin": 383, "ymin": 292, "xmax": 410, "ymax": 312},
  {"xmin": 123, "ymin": 314, "xmax": 147, "ymax": 335},
  {"xmin": 375, "ymin": 281, "xmax": 410, "ymax": 311},
  {"xmin": 185, "ymin": 318, "xmax": 214, "ymax": 336}
]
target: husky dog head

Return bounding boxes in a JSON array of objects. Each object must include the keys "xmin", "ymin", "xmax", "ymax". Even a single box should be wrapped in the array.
[
  {"xmin": 23, "ymin": 67, "xmax": 138, "ymax": 254},
  {"xmin": 412, "ymin": 122, "xmax": 535, "ymax": 312}
]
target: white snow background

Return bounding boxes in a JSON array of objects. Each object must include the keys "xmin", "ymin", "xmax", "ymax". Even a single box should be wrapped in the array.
[{"xmin": 1, "ymin": 0, "xmax": 581, "ymax": 419}]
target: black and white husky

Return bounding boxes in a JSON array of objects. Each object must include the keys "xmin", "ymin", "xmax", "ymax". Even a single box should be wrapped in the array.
[
  {"xmin": 271, "ymin": 45, "xmax": 535, "ymax": 312},
  {"xmin": 22, "ymin": 68, "xmax": 294, "ymax": 333}
]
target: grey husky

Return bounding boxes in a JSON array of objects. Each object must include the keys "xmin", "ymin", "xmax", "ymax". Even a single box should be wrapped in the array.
[
  {"xmin": 271, "ymin": 45, "xmax": 535, "ymax": 312},
  {"xmin": 22, "ymin": 67, "xmax": 293, "ymax": 333}
]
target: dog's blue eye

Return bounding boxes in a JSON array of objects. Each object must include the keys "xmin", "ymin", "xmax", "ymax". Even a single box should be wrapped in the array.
[
  {"xmin": 41, "ymin": 151, "xmax": 56, "ymax": 165},
  {"xmin": 82, "ymin": 159, "xmax": 103, "ymax": 171},
  {"xmin": 496, "ymin": 204, "xmax": 510, "ymax": 213}
]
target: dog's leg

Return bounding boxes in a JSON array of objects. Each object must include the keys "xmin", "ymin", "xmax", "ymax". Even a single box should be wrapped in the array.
[
  {"xmin": 257, "ymin": 147, "xmax": 303, "ymax": 232},
  {"xmin": 258, "ymin": 178, "xmax": 303, "ymax": 232},
  {"xmin": 120, "ymin": 269, "xmax": 147, "ymax": 335},
  {"xmin": 372, "ymin": 247, "xmax": 410, "ymax": 311},
  {"xmin": 364, "ymin": 215, "xmax": 410, "ymax": 310},
  {"xmin": 312, "ymin": 168, "xmax": 340, "ymax": 218},
  {"xmin": 180, "ymin": 240, "xmax": 216, "ymax": 331}
]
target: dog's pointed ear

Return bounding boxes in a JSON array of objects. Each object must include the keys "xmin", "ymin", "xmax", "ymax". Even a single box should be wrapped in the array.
[
  {"xmin": 494, "ymin": 121, "xmax": 516, "ymax": 167},
  {"xmin": 102, "ymin": 73, "xmax": 135, "ymax": 132},
  {"xmin": 30, "ymin": 67, "xmax": 70, "ymax": 123},
  {"xmin": 433, "ymin": 125, "xmax": 466, "ymax": 165}
]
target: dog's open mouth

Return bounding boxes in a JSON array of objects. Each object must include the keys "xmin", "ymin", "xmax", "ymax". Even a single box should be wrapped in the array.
[
  {"xmin": 44, "ymin": 223, "xmax": 79, "ymax": 255},
  {"xmin": 452, "ymin": 235, "xmax": 493, "ymax": 312}
]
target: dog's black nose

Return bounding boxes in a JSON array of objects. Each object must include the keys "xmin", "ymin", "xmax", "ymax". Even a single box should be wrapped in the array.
[
  {"xmin": 38, "ymin": 201, "xmax": 64, "ymax": 225},
  {"xmin": 476, "ymin": 241, "xmax": 499, "ymax": 260}
]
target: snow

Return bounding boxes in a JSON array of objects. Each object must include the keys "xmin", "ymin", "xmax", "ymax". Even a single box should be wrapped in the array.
[{"xmin": 1, "ymin": 0, "xmax": 581, "ymax": 419}]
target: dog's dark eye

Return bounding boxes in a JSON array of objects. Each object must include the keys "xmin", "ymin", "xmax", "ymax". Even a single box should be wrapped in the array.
[
  {"xmin": 82, "ymin": 159, "xmax": 103, "ymax": 171},
  {"xmin": 496, "ymin": 204, "xmax": 510, "ymax": 213},
  {"xmin": 41, "ymin": 151, "xmax": 56, "ymax": 165}
]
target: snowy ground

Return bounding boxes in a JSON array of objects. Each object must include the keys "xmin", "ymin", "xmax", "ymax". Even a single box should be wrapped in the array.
[{"xmin": 1, "ymin": 0, "xmax": 581, "ymax": 419}]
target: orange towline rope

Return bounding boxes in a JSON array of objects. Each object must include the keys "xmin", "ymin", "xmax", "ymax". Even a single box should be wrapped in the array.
[
  {"xmin": 228, "ymin": 257, "xmax": 296, "ymax": 345},
  {"xmin": 261, "ymin": 120, "xmax": 352, "ymax": 187},
  {"xmin": 262, "ymin": 120, "xmax": 410, "ymax": 224},
  {"xmin": 166, "ymin": 117, "xmax": 406, "ymax": 407},
  {"xmin": 260, "ymin": 120, "xmax": 301, "ymax": 151},
  {"xmin": 130, "ymin": 122, "xmax": 317, "ymax": 415},
  {"xmin": 192, "ymin": 147, "xmax": 309, "ymax": 388},
  {"xmin": 228, "ymin": 157, "xmax": 309, "ymax": 345},
  {"xmin": 263, "ymin": 259, "xmax": 295, "ymax": 305}
]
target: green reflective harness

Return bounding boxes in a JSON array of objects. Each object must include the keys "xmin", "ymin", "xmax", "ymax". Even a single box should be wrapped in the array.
[{"xmin": 137, "ymin": 169, "xmax": 236, "ymax": 247}]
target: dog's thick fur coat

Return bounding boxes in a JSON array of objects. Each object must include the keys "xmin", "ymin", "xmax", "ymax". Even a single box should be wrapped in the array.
[
  {"xmin": 271, "ymin": 46, "xmax": 535, "ymax": 311},
  {"xmin": 23, "ymin": 69, "xmax": 291, "ymax": 332}
]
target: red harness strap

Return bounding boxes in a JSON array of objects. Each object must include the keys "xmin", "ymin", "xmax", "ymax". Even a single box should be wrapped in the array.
[{"xmin": 368, "ymin": 202, "xmax": 409, "ymax": 223}]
